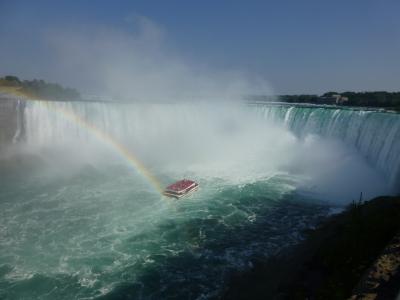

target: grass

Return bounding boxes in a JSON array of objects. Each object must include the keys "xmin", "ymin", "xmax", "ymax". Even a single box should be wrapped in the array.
[{"xmin": 0, "ymin": 85, "xmax": 28, "ymax": 97}]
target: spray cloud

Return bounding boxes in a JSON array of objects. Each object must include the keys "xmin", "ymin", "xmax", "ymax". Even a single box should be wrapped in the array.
[{"xmin": 38, "ymin": 15, "xmax": 271, "ymax": 101}]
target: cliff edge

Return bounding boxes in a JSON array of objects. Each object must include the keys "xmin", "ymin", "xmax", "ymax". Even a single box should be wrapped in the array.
[{"xmin": 223, "ymin": 196, "xmax": 400, "ymax": 300}]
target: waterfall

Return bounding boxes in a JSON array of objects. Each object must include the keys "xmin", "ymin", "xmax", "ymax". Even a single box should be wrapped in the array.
[
  {"xmin": 6, "ymin": 99, "xmax": 399, "ymax": 192},
  {"xmin": 252, "ymin": 103, "xmax": 400, "ymax": 191}
]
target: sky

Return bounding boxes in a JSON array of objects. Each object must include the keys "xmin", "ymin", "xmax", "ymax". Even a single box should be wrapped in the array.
[{"xmin": 0, "ymin": 0, "xmax": 399, "ymax": 95}]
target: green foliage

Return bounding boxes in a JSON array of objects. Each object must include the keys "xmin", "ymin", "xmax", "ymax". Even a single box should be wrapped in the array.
[
  {"xmin": 322, "ymin": 91, "xmax": 338, "ymax": 97},
  {"xmin": 0, "ymin": 75, "xmax": 21, "ymax": 87},
  {"xmin": 0, "ymin": 75, "xmax": 80, "ymax": 101},
  {"xmin": 278, "ymin": 91, "xmax": 400, "ymax": 109},
  {"xmin": 21, "ymin": 79, "xmax": 80, "ymax": 100},
  {"xmin": 4, "ymin": 75, "xmax": 20, "ymax": 83},
  {"xmin": 341, "ymin": 91, "xmax": 400, "ymax": 108},
  {"xmin": 279, "ymin": 94, "xmax": 319, "ymax": 103}
]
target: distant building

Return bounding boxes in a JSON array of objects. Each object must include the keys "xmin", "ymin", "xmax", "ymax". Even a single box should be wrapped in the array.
[
  {"xmin": 337, "ymin": 96, "xmax": 349, "ymax": 104},
  {"xmin": 317, "ymin": 94, "xmax": 349, "ymax": 105}
]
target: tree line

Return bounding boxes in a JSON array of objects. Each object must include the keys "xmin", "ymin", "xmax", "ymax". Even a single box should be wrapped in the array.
[
  {"xmin": 0, "ymin": 75, "xmax": 80, "ymax": 101},
  {"xmin": 333, "ymin": 91, "xmax": 400, "ymax": 108},
  {"xmin": 279, "ymin": 91, "xmax": 400, "ymax": 109}
]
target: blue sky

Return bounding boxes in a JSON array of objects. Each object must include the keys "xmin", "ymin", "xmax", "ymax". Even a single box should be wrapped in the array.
[{"xmin": 0, "ymin": 0, "xmax": 399, "ymax": 94}]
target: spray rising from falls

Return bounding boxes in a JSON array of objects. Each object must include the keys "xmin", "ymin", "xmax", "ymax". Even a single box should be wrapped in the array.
[
  {"xmin": 253, "ymin": 103, "xmax": 400, "ymax": 192},
  {"xmin": 26, "ymin": 100, "xmax": 163, "ymax": 193},
  {"xmin": 21, "ymin": 100, "xmax": 292, "ymax": 184},
  {"xmin": 4, "ymin": 99, "xmax": 396, "ymax": 200}
]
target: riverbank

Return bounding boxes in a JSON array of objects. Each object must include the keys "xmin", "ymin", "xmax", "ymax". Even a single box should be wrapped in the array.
[{"xmin": 223, "ymin": 196, "xmax": 400, "ymax": 299}]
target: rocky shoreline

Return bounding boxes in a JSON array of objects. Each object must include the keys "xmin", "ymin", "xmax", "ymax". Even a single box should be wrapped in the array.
[
  {"xmin": 223, "ymin": 196, "xmax": 400, "ymax": 300},
  {"xmin": 350, "ymin": 232, "xmax": 400, "ymax": 299}
]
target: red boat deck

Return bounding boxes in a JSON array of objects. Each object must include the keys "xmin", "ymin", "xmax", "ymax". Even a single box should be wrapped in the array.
[
  {"xmin": 163, "ymin": 179, "xmax": 199, "ymax": 198},
  {"xmin": 166, "ymin": 179, "xmax": 196, "ymax": 191}
]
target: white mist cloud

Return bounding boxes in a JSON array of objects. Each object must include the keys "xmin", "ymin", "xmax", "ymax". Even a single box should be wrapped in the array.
[
  {"xmin": 285, "ymin": 135, "xmax": 389, "ymax": 203},
  {"xmin": 1, "ymin": 13, "xmax": 389, "ymax": 203},
  {"xmin": 18, "ymin": 101, "xmax": 390, "ymax": 204},
  {"xmin": 41, "ymin": 15, "xmax": 272, "ymax": 101}
]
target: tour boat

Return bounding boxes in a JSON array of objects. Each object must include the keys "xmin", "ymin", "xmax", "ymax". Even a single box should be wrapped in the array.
[{"xmin": 163, "ymin": 179, "xmax": 199, "ymax": 199}]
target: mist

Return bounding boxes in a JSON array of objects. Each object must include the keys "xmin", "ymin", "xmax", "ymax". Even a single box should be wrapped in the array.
[
  {"xmin": 12, "ymin": 15, "xmax": 270, "ymax": 101},
  {"xmin": 0, "ymin": 15, "xmax": 392, "ymax": 203},
  {"xmin": 13, "ymin": 101, "xmax": 389, "ymax": 204}
]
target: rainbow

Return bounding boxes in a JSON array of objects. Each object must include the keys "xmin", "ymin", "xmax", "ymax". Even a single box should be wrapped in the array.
[{"xmin": 2, "ymin": 91, "xmax": 163, "ymax": 194}]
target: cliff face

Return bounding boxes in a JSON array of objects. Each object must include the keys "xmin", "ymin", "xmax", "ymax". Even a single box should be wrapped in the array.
[
  {"xmin": 223, "ymin": 196, "xmax": 400, "ymax": 300},
  {"xmin": 350, "ymin": 232, "xmax": 400, "ymax": 300},
  {"xmin": 0, "ymin": 97, "xmax": 25, "ymax": 151}
]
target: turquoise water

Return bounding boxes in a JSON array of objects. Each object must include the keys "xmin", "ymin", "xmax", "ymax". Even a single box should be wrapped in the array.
[
  {"xmin": 1, "ymin": 101, "xmax": 399, "ymax": 299},
  {"xmin": 0, "ymin": 159, "xmax": 331, "ymax": 299}
]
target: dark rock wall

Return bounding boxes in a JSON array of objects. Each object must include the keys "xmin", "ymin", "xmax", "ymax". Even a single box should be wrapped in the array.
[{"xmin": 0, "ymin": 97, "xmax": 25, "ymax": 151}]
